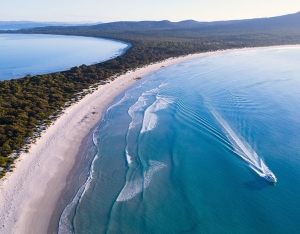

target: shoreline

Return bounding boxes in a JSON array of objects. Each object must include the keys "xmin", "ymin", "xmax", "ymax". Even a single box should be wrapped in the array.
[
  {"xmin": 0, "ymin": 44, "xmax": 299, "ymax": 234},
  {"xmin": 0, "ymin": 33, "xmax": 131, "ymax": 80},
  {"xmin": 48, "ymin": 127, "xmax": 96, "ymax": 234},
  {"xmin": 0, "ymin": 51, "xmax": 211, "ymax": 234}
]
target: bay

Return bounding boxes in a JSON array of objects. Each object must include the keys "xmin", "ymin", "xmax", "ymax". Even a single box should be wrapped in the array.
[
  {"xmin": 60, "ymin": 46, "xmax": 300, "ymax": 234},
  {"xmin": 0, "ymin": 34, "xmax": 129, "ymax": 80}
]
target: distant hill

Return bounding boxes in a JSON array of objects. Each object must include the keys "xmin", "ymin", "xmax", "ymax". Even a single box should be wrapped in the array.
[
  {"xmin": 0, "ymin": 21, "xmax": 101, "ymax": 30},
  {"xmin": 237, "ymin": 11, "xmax": 300, "ymax": 29},
  {"xmin": 89, "ymin": 20, "xmax": 193, "ymax": 31},
  {"xmin": 35, "ymin": 11, "xmax": 297, "ymax": 33},
  {"xmin": 4, "ymin": 11, "xmax": 299, "ymax": 33},
  {"xmin": 87, "ymin": 19, "xmax": 248, "ymax": 31},
  {"xmin": 196, "ymin": 11, "xmax": 300, "ymax": 31}
]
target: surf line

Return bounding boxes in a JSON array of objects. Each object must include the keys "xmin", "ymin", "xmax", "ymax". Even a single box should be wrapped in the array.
[{"xmin": 206, "ymin": 104, "xmax": 277, "ymax": 183}]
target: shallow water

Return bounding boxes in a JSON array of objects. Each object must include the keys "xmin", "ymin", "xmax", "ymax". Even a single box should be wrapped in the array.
[
  {"xmin": 0, "ymin": 34, "xmax": 129, "ymax": 80},
  {"xmin": 60, "ymin": 46, "xmax": 300, "ymax": 234}
]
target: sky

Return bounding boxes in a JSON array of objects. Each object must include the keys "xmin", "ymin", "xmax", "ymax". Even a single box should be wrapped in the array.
[{"xmin": 1, "ymin": 0, "xmax": 300, "ymax": 23}]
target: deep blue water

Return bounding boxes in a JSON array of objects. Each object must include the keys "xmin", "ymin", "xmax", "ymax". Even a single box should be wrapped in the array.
[
  {"xmin": 0, "ymin": 34, "xmax": 129, "ymax": 80},
  {"xmin": 59, "ymin": 46, "xmax": 300, "ymax": 234}
]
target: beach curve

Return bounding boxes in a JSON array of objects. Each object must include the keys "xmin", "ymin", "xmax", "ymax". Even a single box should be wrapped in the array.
[
  {"xmin": 1, "ymin": 45, "xmax": 294, "ymax": 233},
  {"xmin": 0, "ymin": 52, "xmax": 208, "ymax": 234}
]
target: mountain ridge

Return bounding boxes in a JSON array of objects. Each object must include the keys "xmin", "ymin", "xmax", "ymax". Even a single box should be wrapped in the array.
[
  {"xmin": 86, "ymin": 11, "xmax": 300, "ymax": 31},
  {"xmin": 1, "ymin": 11, "xmax": 299, "ymax": 32},
  {"xmin": 0, "ymin": 21, "xmax": 101, "ymax": 30}
]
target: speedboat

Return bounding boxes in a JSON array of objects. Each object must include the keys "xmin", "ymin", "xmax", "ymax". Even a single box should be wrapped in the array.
[{"xmin": 264, "ymin": 173, "xmax": 277, "ymax": 183}]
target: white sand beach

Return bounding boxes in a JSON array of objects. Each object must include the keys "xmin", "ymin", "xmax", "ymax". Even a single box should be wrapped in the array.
[
  {"xmin": 0, "ymin": 53, "xmax": 209, "ymax": 234},
  {"xmin": 1, "ymin": 44, "xmax": 298, "ymax": 233}
]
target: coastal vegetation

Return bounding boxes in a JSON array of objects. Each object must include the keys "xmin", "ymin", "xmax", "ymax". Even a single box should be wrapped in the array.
[{"xmin": 0, "ymin": 12, "xmax": 300, "ymax": 176}]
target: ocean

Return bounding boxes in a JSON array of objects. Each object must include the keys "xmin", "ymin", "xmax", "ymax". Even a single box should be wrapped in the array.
[
  {"xmin": 0, "ymin": 34, "xmax": 129, "ymax": 80},
  {"xmin": 59, "ymin": 46, "xmax": 300, "ymax": 234}
]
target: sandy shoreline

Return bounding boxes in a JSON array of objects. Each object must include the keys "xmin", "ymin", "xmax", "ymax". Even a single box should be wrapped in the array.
[
  {"xmin": 0, "ymin": 44, "xmax": 298, "ymax": 234},
  {"xmin": 0, "ymin": 52, "xmax": 210, "ymax": 234}
]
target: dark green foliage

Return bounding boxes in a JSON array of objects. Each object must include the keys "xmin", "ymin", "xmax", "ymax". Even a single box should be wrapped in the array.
[
  {"xmin": 0, "ymin": 156, "xmax": 9, "ymax": 167},
  {"xmin": 0, "ymin": 14, "xmax": 300, "ymax": 170}
]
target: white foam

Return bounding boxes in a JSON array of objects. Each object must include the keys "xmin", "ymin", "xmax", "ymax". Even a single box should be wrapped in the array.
[
  {"xmin": 128, "ymin": 95, "xmax": 149, "ymax": 130},
  {"xmin": 158, "ymin": 82, "xmax": 169, "ymax": 88},
  {"xmin": 58, "ymin": 135, "xmax": 100, "ymax": 234},
  {"xmin": 125, "ymin": 89, "xmax": 158, "ymax": 165},
  {"xmin": 140, "ymin": 96, "xmax": 174, "ymax": 133},
  {"xmin": 154, "ymin": 96, "xmax": 175, "ymax": 111},
  {"xmin": 106, "ymin": 91, "xmax": 131, "ymax": 113},
  {"xmin": 116, "ymin": 160, "xmax": 166, "ymax": 202},
  {"xmin": 141, "ymin": 110, "xmax": 158, "ymax": 133},
  {"xmin": 125, "ymin": 149, "xmax": 133, "ymax": 164},
  {"xmin": 209, "ymin": 107, "xmax": 275, "ymax": 180}
]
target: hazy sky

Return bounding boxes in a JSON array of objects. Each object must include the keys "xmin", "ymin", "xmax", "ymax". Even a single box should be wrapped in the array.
[{"xmin": 1, "ymin": 0, "xmax": 300, "ymax": 22}]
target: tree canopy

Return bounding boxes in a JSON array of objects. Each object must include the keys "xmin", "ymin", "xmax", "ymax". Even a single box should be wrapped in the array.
[{"xmin": 1, "ymin": 16, "xmax": 300, "ymax": 177}]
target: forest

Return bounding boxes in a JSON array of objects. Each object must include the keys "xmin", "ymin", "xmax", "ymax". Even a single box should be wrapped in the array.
[{"xmin": 0, "ymin": 14, "xmax": 300, "ymax": 177}]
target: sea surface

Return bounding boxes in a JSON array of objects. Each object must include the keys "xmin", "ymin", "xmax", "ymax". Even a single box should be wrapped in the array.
[
  {"xmin": 59, "ymin": 46, "xmax": 300, "ymax": 234},
  {"xmin": 0, "ymin": 34, "xmax": 129, "ymax": 80}
]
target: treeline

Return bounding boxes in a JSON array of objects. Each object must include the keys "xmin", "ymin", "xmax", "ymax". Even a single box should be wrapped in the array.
[
  {"xmin": 0, "ymin": 59, "xmax": 131, "ymax": 175},
  {"xmin": 1, "ymin": 24, "xmax": 300, "ymax": 176}
]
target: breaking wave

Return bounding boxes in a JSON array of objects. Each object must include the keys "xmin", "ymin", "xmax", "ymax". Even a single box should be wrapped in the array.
[
  {"xmin": 141, "ymin": 95, "xmax": 175, "ymax": 133},
  {"xmin": 116, "ymin": 160, "xmax": 166, "ymax": 202},
  {"xmin": 58, "ymin": 132, "xmax": 99, "ymax": 234}
]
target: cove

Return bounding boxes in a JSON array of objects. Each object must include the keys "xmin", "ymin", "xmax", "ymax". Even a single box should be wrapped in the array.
[{"xmin": 0, "ymin": 34, "xmax": 130, "ymax": 80}]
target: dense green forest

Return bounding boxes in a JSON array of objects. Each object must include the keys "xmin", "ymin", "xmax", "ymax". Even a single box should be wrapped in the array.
[{"xmin": 0, "ymin": 13, "xmax": 300, "ymax": 177}]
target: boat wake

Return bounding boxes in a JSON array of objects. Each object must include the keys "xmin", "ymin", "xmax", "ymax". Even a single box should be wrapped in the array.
[{"xmin": 208, "ymin": 106, "xmax": 277, "ymax": 183}]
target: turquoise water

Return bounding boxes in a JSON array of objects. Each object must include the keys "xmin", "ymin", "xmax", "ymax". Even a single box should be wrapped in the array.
[
  {"xmin": 59, "ymin": 46, "xmax": 300, "ymax": 234},
  {"xmin": 0, "ymin": 34, "xmax": 129, "ymax": 80}
]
